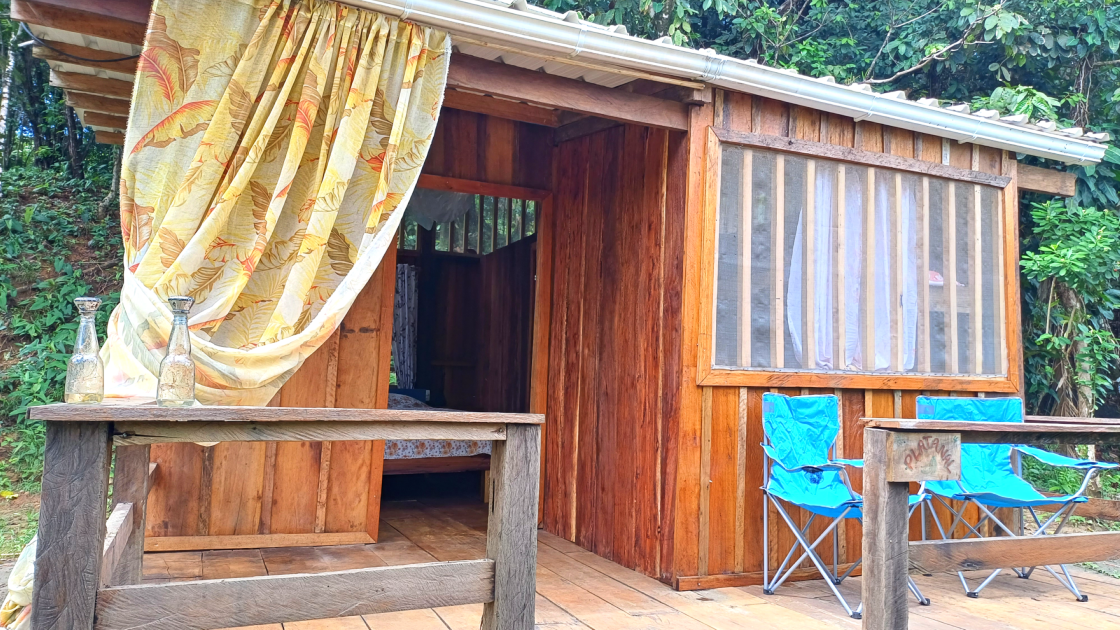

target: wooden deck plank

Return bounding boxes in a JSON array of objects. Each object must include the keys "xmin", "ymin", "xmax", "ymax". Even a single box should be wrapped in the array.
[
  {"xmin": 284, "ymin": 616, "xmax": 369, "ymax": 630},
  {"xmin": 535, "ymin": 543, "xmax": 676, "ymax": 616},
  {"xmin": 365, "ymin": 521, "xmax": 439, "ymax": 566},
  {"xmin": 380, "ymin": 501, "xmax": 487, "ymax": 561},
  {"xmin": 143, "ymin": 551, "xmax": 202, "ymax": 581},
  {"xmin": 141, "ymin": 501, "xmax": 1120, "ymax": 630},
  {"xmin": 362, "ymin": 609, "xmax": 446, "ymax": 629},
  {"xmin": 260, "ymin": 544, "xmax": 386, "ymax": 575},
  {"xmin": 533, "ymin": 564, "xmax": 714, "ymax": 630},
  {"xmin": 200, "ymin": 549, "xmax": 267, "ymax": 579}
]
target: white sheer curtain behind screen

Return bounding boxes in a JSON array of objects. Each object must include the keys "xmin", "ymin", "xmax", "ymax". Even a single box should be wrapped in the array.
[{"xmin": 787, "ymin": 167, "xmax": 918, "ymax": 371}]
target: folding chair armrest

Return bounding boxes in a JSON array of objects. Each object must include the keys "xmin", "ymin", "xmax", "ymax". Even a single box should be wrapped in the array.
[
  {"xmin": 761, "ymin": 444, "xmax": 846, "ymax": 473},
  {"xmin": 830, "ymin": 458, "xmax": 864, "ymax": 468},
  {"xmin": 1014, "ymin": 445, "xmax": 1120, "ymax": 470}
]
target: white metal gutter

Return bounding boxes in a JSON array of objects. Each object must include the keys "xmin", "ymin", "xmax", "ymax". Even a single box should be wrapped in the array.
[{"xmin": 347, "ymin": 0, "xmax": 1106, "ymax": 164}]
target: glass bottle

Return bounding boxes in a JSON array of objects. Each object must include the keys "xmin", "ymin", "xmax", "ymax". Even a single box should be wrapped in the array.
[
  {"xmin": 157, "ymin": 296, "xmax": 196, "ymax": 407},
  {"xmin": 64, "ymin": 297, "xmax": 104, "ymax": 404}
]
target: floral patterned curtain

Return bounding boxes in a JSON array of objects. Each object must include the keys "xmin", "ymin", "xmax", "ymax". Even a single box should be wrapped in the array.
[{"xmin": 102, "ymin": 0, "xmax": 449, "ymax": 405}]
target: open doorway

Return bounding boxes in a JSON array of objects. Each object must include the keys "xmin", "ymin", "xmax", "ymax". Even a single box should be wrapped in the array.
[{"xmin": 383, "ymin": 177, "xmax": 544, "ymax": 503}]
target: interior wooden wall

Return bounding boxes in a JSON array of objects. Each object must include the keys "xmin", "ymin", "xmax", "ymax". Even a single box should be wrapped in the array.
[
  {"xmin": 145, "ymin": 107, "xmax": 553, "ymax": 546},
  {"xmin": 666, "ymin": 90, "xmax": 1020, "ymax": 589},
  {"xmin": 478, "ymin": 237, "xmax": 537, "ymax": 413},
  {"xmin": 542, "ymin": 123, "xmax": 688, "ymax": 579},
  {"xmin": 405, "ymin": 234, "xmax": 536, "ymax": 412},
  {"xmin": 424, "ymin": 107, "xmax": 553, "ymax": 190}
]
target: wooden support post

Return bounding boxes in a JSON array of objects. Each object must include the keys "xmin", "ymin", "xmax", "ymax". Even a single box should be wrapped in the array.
[
  {"xmin": 32, "ymin": 421, "xmax": 112, "ymax": 630},
  {"xmin": 863, "ymin": 168, "xmax": 876, "ymax": 371},
  {"xmin": 108, "ymin": 444, "xmax": 150, "ymax": 586},
  {"xmin": 861, "ymin": 428, "xmax": 910, "ymax": 630},
  {"xmin": 101, "ymin": 503, "xmax": 134, "ymax": 588},
  {"xmin": 481, "ymin": 423, "xmax": 541, "ymax": 630}
]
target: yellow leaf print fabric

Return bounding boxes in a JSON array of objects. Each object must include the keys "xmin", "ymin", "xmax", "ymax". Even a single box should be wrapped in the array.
[{"xmin": 102, "ymin": 0, "xmax": 450, "ymax": 405}]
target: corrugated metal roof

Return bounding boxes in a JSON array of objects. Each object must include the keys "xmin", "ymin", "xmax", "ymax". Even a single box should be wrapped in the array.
[{"xmin": 442, "ymin": 0, "xmax": 1110, "ymax": 148}]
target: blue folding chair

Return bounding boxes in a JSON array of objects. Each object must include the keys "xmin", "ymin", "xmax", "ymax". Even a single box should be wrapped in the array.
[
  {"xmin": 761, "ymin": 393, "xmax": 930, "ymax": 619},
  {"xmin": 916, "ymin": 396, "xmax": 1118, "ymax": 601}
]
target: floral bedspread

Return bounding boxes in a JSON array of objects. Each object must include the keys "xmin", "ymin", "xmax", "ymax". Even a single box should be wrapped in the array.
[{"xmin": 384, "ymin": 393, "xmax": 492, "ymax": 460}]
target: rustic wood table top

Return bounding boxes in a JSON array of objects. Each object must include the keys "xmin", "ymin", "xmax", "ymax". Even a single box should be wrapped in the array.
[
  {"xmin": 29, "ymin": 402, "xmax": 545, "ymax": 425},
  {"xmin": 863, "ymin": 418, "xmax": 1120, "ymax": 444}
]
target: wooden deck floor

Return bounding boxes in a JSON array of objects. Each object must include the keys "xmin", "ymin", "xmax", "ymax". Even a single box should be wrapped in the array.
[{"xmin": 143, "ymin": 499, "xmax": 1120, "ymax": 629}]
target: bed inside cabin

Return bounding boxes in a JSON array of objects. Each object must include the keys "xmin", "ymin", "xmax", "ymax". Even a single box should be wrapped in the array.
[{"xmin": 381, "ymin": 142, "xmax": 543, "ymax": 501}]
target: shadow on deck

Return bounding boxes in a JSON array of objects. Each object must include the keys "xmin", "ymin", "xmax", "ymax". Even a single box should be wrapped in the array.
[{"xmin": 142, "ymin": 499, "xmax": 1120, "ymax": 629}]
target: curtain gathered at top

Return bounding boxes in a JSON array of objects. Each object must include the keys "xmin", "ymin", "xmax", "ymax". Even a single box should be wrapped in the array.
[{"xmin": 102, "ymin": 0, "xmax": 450, "ymax": 405}]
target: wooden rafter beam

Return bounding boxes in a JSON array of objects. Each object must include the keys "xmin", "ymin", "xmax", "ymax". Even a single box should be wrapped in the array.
[
  {"xmin": 442, "ymin": 89, "xmax": 559, "ymax": 127},
  {"xmin": 67, "ymin": 92, "xmax": 130, "ymax": 116},
  {"xmin": 81, "ymin": 111, "xmax": 128, "ymax": 131},
  {"xmin": 96, "ymin": 131, "xmax": 124, "ymax": 145},
  {"xmin": 1017, "ymin": 163, "xmax": 1077, "ymax": 197},
  {"xmin": 50, "ymin": 70, "xmax": 134, "ymax": 100},
  {"xmin": 446, "ymin": 54, "xmax": 689, "ymax": 131},
  {"xmin": 554, "ymin": 115, "xmax": 620, "ymax": 145},
  {"xmin": 12, "ymin": 0, "xmax": 150, "ymax": 46},
  {"xmin": 33, "ymin": 42, "xmax": 139, "ymax": 75}
]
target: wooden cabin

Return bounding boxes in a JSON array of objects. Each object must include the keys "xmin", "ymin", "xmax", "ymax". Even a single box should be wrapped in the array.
[{"xmin": 21, "ymin": 0, "xmax": 1105, "ymax": 592}]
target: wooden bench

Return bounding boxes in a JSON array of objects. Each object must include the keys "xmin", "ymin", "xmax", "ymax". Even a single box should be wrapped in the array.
[
  {"xmin": 860, "ymin": 418, "xmax": 1120, "ymax": 630},
  {"xmin": 27, "ymin": 404, "xmax": 543, "ymax": 630}
]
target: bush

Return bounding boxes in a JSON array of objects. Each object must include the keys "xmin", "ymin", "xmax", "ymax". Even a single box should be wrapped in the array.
[{"xmin": 0, "ymin": 163, "xmax": 121, "ymax": 490}]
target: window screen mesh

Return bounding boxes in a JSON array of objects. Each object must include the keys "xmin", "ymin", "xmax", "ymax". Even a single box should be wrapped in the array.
[
  {"xmin": 398, "ymin": 194, "xmax": 537, "ymax": 255},
  {"xmin": 714, "ymin": 145, "xmax": 1006, "ymax": 376}
]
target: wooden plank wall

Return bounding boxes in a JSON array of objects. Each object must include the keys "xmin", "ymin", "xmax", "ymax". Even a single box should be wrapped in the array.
[
  {"xmin": 146, "ymin": 107, "xmax": 553, "ymax": 545},
  {"xmin": 668, "ymin": 91, "xmax": 1018, "ymax": 590},
  {"xmin": 146, "ymin": 241, "xmax": 397, "ymax": 542},
  {"xmin": 477, "ymin": 237, "xmax": 536, "ymax": 414},
  {"xmin": 410, "ymin": 250, "xmax": 482, "ymax": 410},
  {"xmin": 406, "ymin": 235, "xmax": 536, "ymax": 413},
  {"xmin": 424, "ymin": 108, "xmax": 553, "ymax": 190},
  {"xmin": 542, "ymin": 123, "xmax": 680, "ymax": 580}
]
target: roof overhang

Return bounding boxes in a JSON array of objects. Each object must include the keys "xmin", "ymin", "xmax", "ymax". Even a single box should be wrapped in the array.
[
  {"xmin": 16, "ymin": 0, "xmax": 1108, "ymax": 163},
  {"xmin": 346, "ymin": 0, "xmax": 1107, "ymax": 164}
]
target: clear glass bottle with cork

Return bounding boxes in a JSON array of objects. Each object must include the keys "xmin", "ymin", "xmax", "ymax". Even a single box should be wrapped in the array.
[
  {"xmin": 157, "ymin": 296, "xmax": 196, "ymax": 407},
  {"xmin": 64, "ymin": 297, "xmax": 103, "ymax": 404}
]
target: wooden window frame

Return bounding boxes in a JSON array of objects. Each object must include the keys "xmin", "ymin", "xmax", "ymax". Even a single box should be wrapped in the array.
[{"xmin": 696, "ymin": 127, "xmax": 1021, "ymax": 392}]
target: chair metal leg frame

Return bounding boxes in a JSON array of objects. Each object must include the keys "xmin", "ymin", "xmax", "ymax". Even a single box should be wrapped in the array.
[
  {"xmin": 762, "ymin": 495, "xmax": 930, "ymax": 619},
  {"xmin": 931, "ymin": 496, "xmax": 1087, "ymax": 601},
  {"xmin": 855, "ymin": 511, "xmax": 931, "ymax": 607},
  {"xmin": 764, "ymin": 496, "xmax": 862, "ymax": 619},
  {"xmin": 767, "ymin": 511, "xmax": 824, "ymax": 591},
  {"xmin": 978, "ymin": 500, "xmax": 1087, "ymax": 601}
]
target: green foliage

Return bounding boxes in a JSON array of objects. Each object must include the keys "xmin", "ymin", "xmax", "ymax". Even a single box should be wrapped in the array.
[
  {"xmin": 971, "ymin": 85, "xmax": 1070, "ymax": 121},
  {"xmin": 1021, "ymin": 202, "xmax": 1120, "ymax": 413},
  {"xmin": 0, "ymin": 506, "xmax": 38, "ymax": 558},
  {"xmin": 0, "ymin": 163, "xmax": 121, "ymax": 489},
  {"xmin": 1021, "ymin": 447, "xmax": 1120, "ymax": 499}
]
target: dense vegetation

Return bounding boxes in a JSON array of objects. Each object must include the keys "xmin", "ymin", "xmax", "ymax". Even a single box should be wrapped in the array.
[
  {"xmin": 0, "ymin": 0, "xmax": 1118, "ymax": 496},
  {"xmin": 0, "ymin": 2, "xmax": 122, "ymax": 489}
]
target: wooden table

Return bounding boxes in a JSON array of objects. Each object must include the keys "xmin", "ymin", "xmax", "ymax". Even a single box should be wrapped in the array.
[
  {"xmin": 27, "ymin": 404, "xmax": 544, "ymax": 630},
  {"xmin": 860, "ymin": 418, "xmax": 1120, "ymax": 630}
]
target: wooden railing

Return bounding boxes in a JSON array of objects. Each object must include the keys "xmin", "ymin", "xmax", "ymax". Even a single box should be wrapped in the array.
[
  {"xmin": 860, "ymin": 418, "xmax": 1120, "ymax": 630},
  {"xmin": 27, "ymin": 404, "xmax": 543, "ymax": 630}
]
